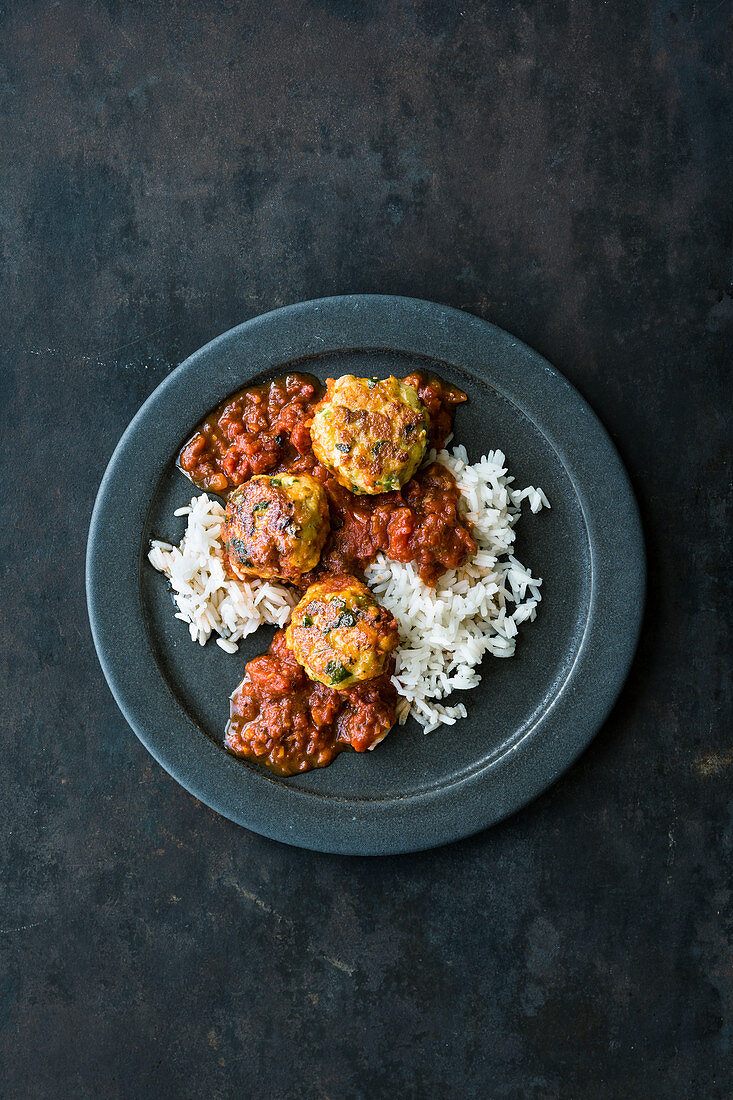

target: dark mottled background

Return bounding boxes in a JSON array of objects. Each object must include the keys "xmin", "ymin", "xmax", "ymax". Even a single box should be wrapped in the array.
[{"xmin": 1, "ymin": 1, "xmax": 731, "ymax": 1096}]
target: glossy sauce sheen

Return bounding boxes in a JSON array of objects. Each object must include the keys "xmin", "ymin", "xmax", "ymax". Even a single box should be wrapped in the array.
[{"xmin": 178, "ymin": 372, "xmax": 475, "ymax": 775}]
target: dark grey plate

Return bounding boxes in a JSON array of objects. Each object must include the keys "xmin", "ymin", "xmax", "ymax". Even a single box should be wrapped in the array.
[{"xmin": 86, "ymin": 295, "xmax": 644, "ymax": 855}]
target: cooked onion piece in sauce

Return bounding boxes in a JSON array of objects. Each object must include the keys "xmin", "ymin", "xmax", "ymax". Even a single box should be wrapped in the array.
[
  {"xmin": 223, "ymin": 473, "xmax": 329, "ymax": 584},
  {"xmin": 310, "ymin": 375, "xmax": 428, "ymax": 494},
  {"xmin": 286, "ymin": 575, "xmax": 400, "ymax": 690}
]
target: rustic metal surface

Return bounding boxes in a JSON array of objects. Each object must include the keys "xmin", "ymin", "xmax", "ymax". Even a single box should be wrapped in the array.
[{"xmin": 1, "ymin": 1, "xmax": 730, "ymax": 1096}]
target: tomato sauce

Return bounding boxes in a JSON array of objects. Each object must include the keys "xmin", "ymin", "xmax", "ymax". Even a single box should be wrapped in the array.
[
  {"xmin": 178, "ymin": 371, "xmax": 476, "ymax": 586},
  {"xmin": 179, "ymin": 371, "xmax": 476, "ymax": 774},
  {"xmin": 225, "ymin": 629, "xmax": 398, "ymax": 776},
  {"xmin": 178, "ymin": 373, "xmax": 319, "ymax": 495}
]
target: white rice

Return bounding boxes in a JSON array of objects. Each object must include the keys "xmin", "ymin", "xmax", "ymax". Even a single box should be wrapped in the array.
[
  {"xmin": 365, "ymin": 445, "xmax": 548, "ymax": 732},
  {"xmin": 147, "ymin": 494, "xmax": 297, "ymax": 648},
  {"xmin": 148, "ymin": 448, "xmax": 548, "ymax": 734}
]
